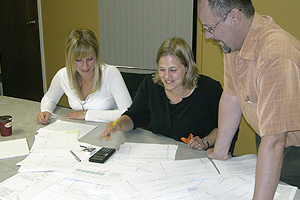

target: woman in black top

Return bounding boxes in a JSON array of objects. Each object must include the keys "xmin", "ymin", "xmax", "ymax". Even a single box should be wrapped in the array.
[{"xmin": 101, "ymin": 37, "xmax": 224, "ymax": 151}]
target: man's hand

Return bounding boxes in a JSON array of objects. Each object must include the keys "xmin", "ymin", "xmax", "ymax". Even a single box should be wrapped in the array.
[{"xmin": 206, "ymin": 147, "xmax": 232, "ymax": 160}]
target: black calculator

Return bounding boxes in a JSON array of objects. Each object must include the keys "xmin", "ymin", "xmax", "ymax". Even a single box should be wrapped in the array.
[{"xmin": 89, "ymin": 147, "xmax": 116, "ymax": 164}]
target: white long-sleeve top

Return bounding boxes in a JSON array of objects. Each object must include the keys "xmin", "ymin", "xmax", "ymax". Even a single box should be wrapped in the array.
[{"xmin": 40, "ymin": 64, "xmax": 132, "ymax": 122}]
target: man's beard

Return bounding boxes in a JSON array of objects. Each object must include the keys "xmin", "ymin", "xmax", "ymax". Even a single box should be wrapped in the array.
[
  {"xmin": 213, "ymin": 39, "xmax": 231, "ymax": 54},
  {"xmin": 221, "ymin": 44, "xmax": 231, "ymax": 54}
]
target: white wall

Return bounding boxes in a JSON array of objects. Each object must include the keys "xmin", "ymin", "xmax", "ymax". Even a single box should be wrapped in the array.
[{"xmin": 98, "ymin": 0, "xmax": 194, "ymax": 73}]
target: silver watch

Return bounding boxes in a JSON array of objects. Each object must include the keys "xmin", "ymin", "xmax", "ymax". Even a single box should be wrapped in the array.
[{"xmin": 202, "ymin": 137, "xmax": 210, "ymax": 150}]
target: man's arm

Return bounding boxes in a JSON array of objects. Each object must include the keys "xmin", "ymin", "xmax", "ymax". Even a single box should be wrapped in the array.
[
  {"xmin": 207, "ymin": 92, "xmax": 242, "ymax": 160},
  {"xmin": 253, "ymin": 132, "xmax": 287, "ymax": 200}
]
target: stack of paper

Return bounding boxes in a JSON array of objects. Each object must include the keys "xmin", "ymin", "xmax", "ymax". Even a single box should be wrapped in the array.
[
  {"xmin": 0, "ymin": 138, "xmax": 29, "ymax": 159},
  {"xmin": 0, "ymin": 120, "xmax": 106, "ymax": 200}
]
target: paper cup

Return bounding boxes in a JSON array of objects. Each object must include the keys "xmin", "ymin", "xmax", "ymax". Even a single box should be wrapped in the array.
[{"xmin": 0, "ymin": 115, "xmax": 12, "ymax": 137}]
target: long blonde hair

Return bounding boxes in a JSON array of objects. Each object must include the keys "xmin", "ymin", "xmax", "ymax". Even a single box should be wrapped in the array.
[
  {"xmin": 65, "ymin": 29, "xmax": 103, "ymax": 99},
  {"xmin": 153, "ymin": 37, "xmax": 198, "ymax": 89}
]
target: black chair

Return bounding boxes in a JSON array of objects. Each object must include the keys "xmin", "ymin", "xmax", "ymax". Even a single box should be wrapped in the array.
[
  {"xmin": 117, "ymin": 66, "xmax": 155, "ymax": 100},
  {"xmin": 120, "ymin": 72, "xmax": 151, "ymax": 129},
  {"xmin": 120, "ymin": 72, "xmax": 150, "ymax": 100}
]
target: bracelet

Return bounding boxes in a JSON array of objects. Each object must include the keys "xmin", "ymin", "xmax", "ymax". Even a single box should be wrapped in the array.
[{"xmin": 202, "ymin": 138, "xmax": 210, "ymax": 150}]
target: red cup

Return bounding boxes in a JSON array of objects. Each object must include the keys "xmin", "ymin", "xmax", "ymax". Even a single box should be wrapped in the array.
[{"xmin": 0, "ymin": 115, "xmax": 12, "ymax": 137}]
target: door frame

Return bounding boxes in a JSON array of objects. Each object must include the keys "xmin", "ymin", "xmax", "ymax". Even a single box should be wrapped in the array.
[{"xmin": 37, "ymin": 0, "xmax": 47, "ymax": 94}]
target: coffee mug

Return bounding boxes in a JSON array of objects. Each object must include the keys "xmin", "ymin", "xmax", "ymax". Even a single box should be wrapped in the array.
[{"xmin": 0, "ymin": 115, "xmax": 12, "ymax": 137}]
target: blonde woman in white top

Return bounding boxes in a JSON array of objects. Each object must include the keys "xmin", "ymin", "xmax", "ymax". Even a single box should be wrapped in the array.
[{"xmin": 36, "ymin": 29, "xmax": 132, "ymax": 124}]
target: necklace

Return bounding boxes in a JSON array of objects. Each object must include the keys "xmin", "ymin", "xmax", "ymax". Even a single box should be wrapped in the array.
[
  {"xmin": 81, "ymin": 87, "xmax": 87, "ymax": 94},
  {"xmin": 80, "ymin": 86, "xmax": 87, "ymax": 94},
  {"xmin": 80, "ymin": 79, "xmax": 93, "ymax": 95}
]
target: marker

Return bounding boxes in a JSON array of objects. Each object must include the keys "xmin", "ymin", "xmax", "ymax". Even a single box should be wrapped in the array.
[
  {"xmin": 105, "ymin": 118, "xmax": 119, "ymax": 140},
  {"xmin": 70, "ymin": 150, "xmax": 81, "ymax": 162},
  {"xmin": 181, "ymin": 133, "xmax": 193, "ymax": 144}
]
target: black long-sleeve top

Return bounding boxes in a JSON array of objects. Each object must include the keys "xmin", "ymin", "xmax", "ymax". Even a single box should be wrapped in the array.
[{"xmin": 123, "ymin": 74, "xmax": 223, "ymax": 141}]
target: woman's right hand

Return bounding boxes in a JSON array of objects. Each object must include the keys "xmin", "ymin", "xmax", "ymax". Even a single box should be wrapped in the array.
[
  {"xmin": 36, "ymin": 111, "xmax": 51, "ymax": 124},
  {"xmin": 100, "ymin": 121, "xmax": 121, "ymax": 141}
]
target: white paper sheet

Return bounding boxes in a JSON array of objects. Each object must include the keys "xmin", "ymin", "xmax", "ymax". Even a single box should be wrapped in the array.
[
  {"xmin": 65, "ymin": 162, "xmax": 138, "ymax": 185},
  {"xmin": 0, "ymin": 171, "xmax": 64, "ymax": 200},
  {"xmin": 17, "ymin": 151, "xmax": 78, "ymax": 172},
  {"xmin": 17, "ymin": 130, "xmax": 80, "ymax": 172},
  {"xmin": 38, "ymin": 119, "xmax": 97, "ymax": 139},
  {"xmin": 210, "ymin": 154, "xmax": 297, "ymax": 200},
  {"xmin": 117, "ymin": 170, "xmax": 193, "ymax": 199},
  {"xmin": 115, "ymin": 158, "xmax": 219, "ymax": 199},
  {"xmin": 30, "ymin": 177, "xmax": 127, "ymax": 200},
  {"xmin": 189, "ymin": 175, "xmax": 255, "ymax": 200},
  {"xmin": 113, "ymin": 142, "xmax": 178, "ymax": 162},
  {"xmin": 31, "ymin": 130, "xmax": 80, "ymax": 152},
  {"xmin": 150, "ymin": 158, "xmax": 220, "ymax": 181},
  {"xmin": 0, "ymin": 138, "xmax": 29, "ymax": 159},
  {"xmin": 213, "ymin": 154, "xmax": 257, "ymax": 177},
  {"xmin": 187, "ymin": 174, "xmax": 297, "ymax": 200}
]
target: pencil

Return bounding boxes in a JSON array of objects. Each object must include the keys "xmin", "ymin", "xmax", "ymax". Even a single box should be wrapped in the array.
[
  {"xmin": 105, "ymin": 118, "xmax": 119, "ymax": 140},
  {"xmin": 112, "ymin": 117, "xmax": 119, "ymax": 129}
]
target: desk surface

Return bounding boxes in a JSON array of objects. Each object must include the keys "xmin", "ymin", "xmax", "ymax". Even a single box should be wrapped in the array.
[{"xmin": 0, "ymin": 95, "xmax": 299, "ymax": 199}]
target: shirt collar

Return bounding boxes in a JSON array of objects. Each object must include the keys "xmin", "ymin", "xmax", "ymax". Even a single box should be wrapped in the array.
[{"xmin": 238, "ymin": 12, "xmax": 263, "ymax": 61}]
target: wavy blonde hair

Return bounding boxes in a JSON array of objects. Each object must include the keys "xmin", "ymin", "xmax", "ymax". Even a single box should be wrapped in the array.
[
  {"xmin": 153, "ymin": 37, "xmax": 198, "ymax": 89},
  {"xmin": 65, "ymin": 29, "xmax": 103, "ymax": 99}
]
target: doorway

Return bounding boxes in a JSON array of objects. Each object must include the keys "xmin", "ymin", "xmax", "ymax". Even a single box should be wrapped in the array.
[{"xmin": 0, "ymin": 0, "xmax": 43, "ymax": 102}]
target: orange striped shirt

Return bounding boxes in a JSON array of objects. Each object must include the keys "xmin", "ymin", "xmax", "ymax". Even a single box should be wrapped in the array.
[{"xmin": 224, "ymin": 12, "xmax": 300, "ymax": 147}]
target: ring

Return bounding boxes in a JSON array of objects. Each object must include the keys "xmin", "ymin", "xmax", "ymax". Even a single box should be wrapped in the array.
[{"xmin": 199, "ymin": 144, "xmax": 201, "ymax": 147}]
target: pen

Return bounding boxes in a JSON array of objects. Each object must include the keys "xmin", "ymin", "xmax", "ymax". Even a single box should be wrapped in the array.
[
  {"xmin": 70, "ymin": 150, "xmax": 81, "ymax": 162},
  {"xmin": 105, "ymin": 118, "xmax": 119, "ymax": 140}
]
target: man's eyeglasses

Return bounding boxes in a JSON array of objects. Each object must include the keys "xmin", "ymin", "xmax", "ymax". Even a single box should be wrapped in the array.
[{"xmin": 202, "ymin": 9, "xmax": 238, "ymax": 34}]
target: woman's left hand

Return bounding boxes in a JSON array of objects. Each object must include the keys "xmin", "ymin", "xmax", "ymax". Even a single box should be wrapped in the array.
[
  {"xmin": 66, "ymin": 110, "xmax": 85, "ymax": 119},
  {"xmin": 188, "ymin": 136, "xmax": 208, "ymax": 151}
]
